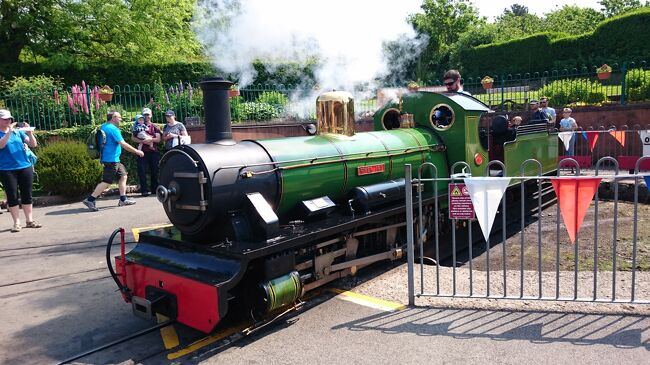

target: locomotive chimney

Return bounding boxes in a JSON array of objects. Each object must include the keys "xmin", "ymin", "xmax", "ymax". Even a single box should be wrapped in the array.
[{"xmin": 199, "ymin": 77, "xmax": 235, "ymax": 145}]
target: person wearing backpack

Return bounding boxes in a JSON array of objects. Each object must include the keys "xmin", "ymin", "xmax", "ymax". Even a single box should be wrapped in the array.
[
  {"xmin": 82, "ymin": 112, "xmax": 144, "ymax": 211},
  {"xmin": 0, "ymin": 109, "xmax": 41, "ymax": 232}
]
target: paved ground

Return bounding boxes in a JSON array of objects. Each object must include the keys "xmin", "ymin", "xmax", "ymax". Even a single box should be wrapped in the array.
[{"xmin": 0, "ymin": 196, "xmax": 648, "ymax": 364}]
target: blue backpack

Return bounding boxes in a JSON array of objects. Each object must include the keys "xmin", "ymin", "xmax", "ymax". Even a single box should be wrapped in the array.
[{"xmin": 86, "ymin": 127, "xmax": 107, "ymax": 159}]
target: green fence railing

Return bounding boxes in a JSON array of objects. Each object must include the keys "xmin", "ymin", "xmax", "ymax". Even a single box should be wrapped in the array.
[
  {"xmin": 1, "ymin": 61, "xmax": 649, "ymax": 131},
  {"xmin": 421, "ymin": 61, "xmax": 650, "ymax": 111}
]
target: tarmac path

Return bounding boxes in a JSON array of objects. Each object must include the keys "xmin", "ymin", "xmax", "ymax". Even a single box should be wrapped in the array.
[
  {"xmin": 0, "ymin": 196, "xmax": 172, "ymax": 364},
  {"xmin": 0, "ymin": 196, "xmax": 648, "ymax": 364}
]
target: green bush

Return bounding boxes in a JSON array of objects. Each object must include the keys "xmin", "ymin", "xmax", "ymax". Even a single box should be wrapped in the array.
[
  {"xmin": 256, "ymin": 91, "xmax": 288, "ymax": 110},
  {"xmin": 235, "ymin": 102, "xmax": 281, "ymax": 121},
  {"xmin": 36, "ymin": 141, "xmax": 103, "ymax": 197},
  {"xmin": 0, "ymin": 75, "xmax": 66, "ymax": 129},
  {"xmin": 538, "ymin": 78, "xmax": 607, "ymax": 106},
  {"xmin": 625, "ymin": 68, "xmax": 650, "ymax": 102}
]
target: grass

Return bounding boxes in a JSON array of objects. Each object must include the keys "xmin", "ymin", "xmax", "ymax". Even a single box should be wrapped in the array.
[{"xmin": 470, "ymin": 84, "xmax": 624, "ymax": 108}]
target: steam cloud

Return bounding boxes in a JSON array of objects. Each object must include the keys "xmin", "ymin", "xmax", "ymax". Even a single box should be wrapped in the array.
[{"xmin": 192, "ymin": 0, "xmax": 423, "ymax": 91}]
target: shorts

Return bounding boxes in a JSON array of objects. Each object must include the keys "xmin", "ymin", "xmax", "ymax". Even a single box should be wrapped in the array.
[
  {"xmin": 101, "ymin": 162, "xmax": 128, "ymax": 184},
  {"xmin": 0, "ymin": 167, "xmax": 34, "ymax": 207}
]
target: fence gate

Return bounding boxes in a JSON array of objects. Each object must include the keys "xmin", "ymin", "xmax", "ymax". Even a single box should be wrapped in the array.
[{"xmin": 405, "ymin": 158, "xmax": 650, "ymax": 306}]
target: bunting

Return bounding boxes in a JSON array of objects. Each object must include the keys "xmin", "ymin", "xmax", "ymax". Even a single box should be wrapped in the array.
[
  {"xmin": 464, "ymin": 177, "xmax": 511, "ymax": 242},
  {"xmin": 558, "ymin": 132, "xmax": 574, "ymax": 152},
  {"xmin": 609, "ymin": 130, "xmax": 626, "ymax": 147},
  {"xmin": 551, "ymin": 177, "xmax": 601, "ymax": 244},
  {"xmin": 639, "ymin": 130, "xmax": 650, "ymax": 156},
  {"xmin": 582, "ymin": 131, "xmax": 588, "ymax": 141},
  {"xmin": 585, "ymin": 131, "xmax": 599, "ymax": 152}
]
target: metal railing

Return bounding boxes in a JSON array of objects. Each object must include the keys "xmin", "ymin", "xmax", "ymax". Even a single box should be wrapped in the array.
[
  {"xmin": 415, "ymin": 61, "xmax": 650, "ymax": 111},
  {"xmin": 405, "ymin": 158, "xmax": 650, "ymax": 305},
  {"xmin": 0, "ymin": 82, "xmax": 381, "ymax": 131},
  {"xmin": 555, "ymin": 126, "xmax": 650, "ymax": 171},
  {"xmin": 1, "ymin": 60, "xmax": 648, "ymax": 131}
]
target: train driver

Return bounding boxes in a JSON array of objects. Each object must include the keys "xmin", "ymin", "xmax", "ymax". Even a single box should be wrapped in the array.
[{"xmin": 443, "ymin": 70, "xmax": 471, "ymax": 96}]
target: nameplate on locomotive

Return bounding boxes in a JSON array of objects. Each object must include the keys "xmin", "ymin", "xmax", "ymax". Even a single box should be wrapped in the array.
[{"xmin": 357, "ymin": 164, "xmax": 385, "ymax": 176}]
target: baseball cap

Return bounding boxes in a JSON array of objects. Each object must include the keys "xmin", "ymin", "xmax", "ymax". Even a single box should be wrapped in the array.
[
  {"xmin": 142, "ymin": 107, "xmax": 152, "ymax": 115},
  {"xmin": 529, "ymin": 99, "xmax": 539, "ymax": 105},
  {"xmin": 164, "ymin": 110, "xmax": 175, "ymax": 117},
  {"xmin": 0, "ymin": 109, "xmax": 14, "ymax": 120}
]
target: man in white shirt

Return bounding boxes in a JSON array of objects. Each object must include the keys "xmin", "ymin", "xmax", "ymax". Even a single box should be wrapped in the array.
[{"xmin": 540, "ymin": 97, "xmax": 556, "ymax": 126}]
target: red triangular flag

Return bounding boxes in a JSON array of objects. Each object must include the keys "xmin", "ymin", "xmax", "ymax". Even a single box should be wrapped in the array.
[
  {"xmin": 551, "ymin": 177, "xmax": 602, "ymax": 243},
  {"xmin": 586, "ymin": 132, "xmax": 599, "ymax": 152},
  {"xmin": 608, "ymin": 130, "xmax": 626, "ymax": 147}
]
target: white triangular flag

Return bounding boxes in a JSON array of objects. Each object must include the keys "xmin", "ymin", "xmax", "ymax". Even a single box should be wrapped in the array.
[
  {"xmin": 558, "ymin": 132, "xmax": 573, "ymax": 152},
  {"xmin": 639, "ymin": 130, "xmax": 650, "ymax": 156},
  {"xmin": 464, "ymin": 177, "xmax": 511, "ymax": 241}
]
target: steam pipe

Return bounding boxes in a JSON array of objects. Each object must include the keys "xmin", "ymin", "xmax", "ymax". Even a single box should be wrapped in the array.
[{"xmin": 199, "ymin": 77, "xmax": 235, "ymax": 145}]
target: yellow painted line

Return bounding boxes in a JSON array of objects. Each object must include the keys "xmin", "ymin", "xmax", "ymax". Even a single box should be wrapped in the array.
[
  {"xmin": 329, "ymin": 288, "xmax": 406, "ymax": 312},
  {"xmin": 167, "ymin": 322, "xmax": 252, "ymax": 360},
  {"xmin": 131, "ymin": 224, "xmax": 173, "ymax": 242},
  {"xmin": 156, "ymin": 314, "xmax": 180, "ymax": 349}
]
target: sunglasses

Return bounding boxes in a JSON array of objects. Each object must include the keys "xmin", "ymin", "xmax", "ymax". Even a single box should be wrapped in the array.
[{"xmin": 444, "ymin": 81, "xmax": 455, "ymax": 86}]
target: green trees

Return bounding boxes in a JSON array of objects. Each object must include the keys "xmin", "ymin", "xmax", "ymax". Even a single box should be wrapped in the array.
[
  {"xmin": 0, "ymin": 0, "xmax": 201, "ymax": 65},
  {"xmin": 396, "ymin": 1, "xmax": 650, "ymax": 83},
  {"xmin": 0, "ymin": 0, "xmax": 68, "ymax": 63},
  {"xmin": 403, "ymin": 0, "xmax": 481, "ymax": 82}
]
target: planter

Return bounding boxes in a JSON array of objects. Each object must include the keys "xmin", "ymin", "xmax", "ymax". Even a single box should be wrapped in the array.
[
  {"xmin": 98, "ymin": 93, "xmax": 113, "ymax": 102},
  {"xmin": 482, "ymin": 82, "xmax": 493, "ymax": 90},
  {"xmin": 229, "ymin": 89, "xmax": 240, "ymax": 97},
  {"xmin": 597, "ymin": 72, "xmax": 611, "ymax": 80}
]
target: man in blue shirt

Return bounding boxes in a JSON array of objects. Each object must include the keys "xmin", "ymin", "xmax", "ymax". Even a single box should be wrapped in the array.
[{"xmin": 82, "ymin": 112, "xmax": 145, "ymax": 211}]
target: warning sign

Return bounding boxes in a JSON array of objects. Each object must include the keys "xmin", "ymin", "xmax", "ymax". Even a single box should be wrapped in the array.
[{"xmin": 449, "ymin": 183, "xmax": 474, "ymax": 220}]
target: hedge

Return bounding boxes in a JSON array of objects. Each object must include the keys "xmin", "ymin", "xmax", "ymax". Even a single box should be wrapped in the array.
[
  {"xmin": 460, "ymin": 8, "xmax": 650, "ymax": 76},
  {"xmin": 0, "ymin": 62, "xmax": 217, "ymax": 86},
  {"xmin": 0, "ymin": 59, "xmax": 318, "ymax": 89}
]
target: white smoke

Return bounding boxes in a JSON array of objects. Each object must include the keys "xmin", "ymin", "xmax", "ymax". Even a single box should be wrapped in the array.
[{"xmin": 192, "ymin": 0, "xmax": 422, "ymax": 91}]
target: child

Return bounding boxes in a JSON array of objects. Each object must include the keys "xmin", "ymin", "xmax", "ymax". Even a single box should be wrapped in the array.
[
  {"xmin": 132, "ymin": 114, "xmax": 151, "ymax": 150},
  {"xmin": 559, "ymin": 108, "xmax": 578, "ymax": 156}
]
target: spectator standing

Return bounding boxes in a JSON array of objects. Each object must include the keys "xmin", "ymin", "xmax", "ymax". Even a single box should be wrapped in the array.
[
  {"xmin": 0, "ymin": 109, "xmax": 41, "ymax": 232},
  {"xmin": 132, "ymin": 108, "xmax": 161, "ymax": 197},
  {"xmin": 82, "ymin": 112, "xmax": 144, "ymax": 211},
  {"xmin": 540, "ymin": 97, "xmax": 557, "ymax": 126},
  {"xmin": 443, "ymin": 70, "xmax": 471, "ymax": 96},
  {"xmin": 162, "ymin": 110, "xmax": 188, "ymax": 151},
  {"xmin": 559, "ymin": 107, "xmax": 578, "ymax": 156},
  {"xmin": 528, "ymin": 100, "xmax": 549, "ymax": 124}
]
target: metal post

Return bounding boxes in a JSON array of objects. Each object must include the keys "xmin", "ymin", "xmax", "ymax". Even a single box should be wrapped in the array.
[
  {"xmin": 405, "ymin": 164, "xmax": 415, "ymax": 306},
  {"xmin": 500, "ymin": 75, "xmax": 505, "ymax": 112},
  {"xmin": 621, "ymin": 63, "xmax": 627, "ymax": 105}
]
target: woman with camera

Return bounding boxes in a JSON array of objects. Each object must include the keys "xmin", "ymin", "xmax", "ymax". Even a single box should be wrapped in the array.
[{"xmin": 0, "ymin": 109, "xmax": 41, "ymax": 232}]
